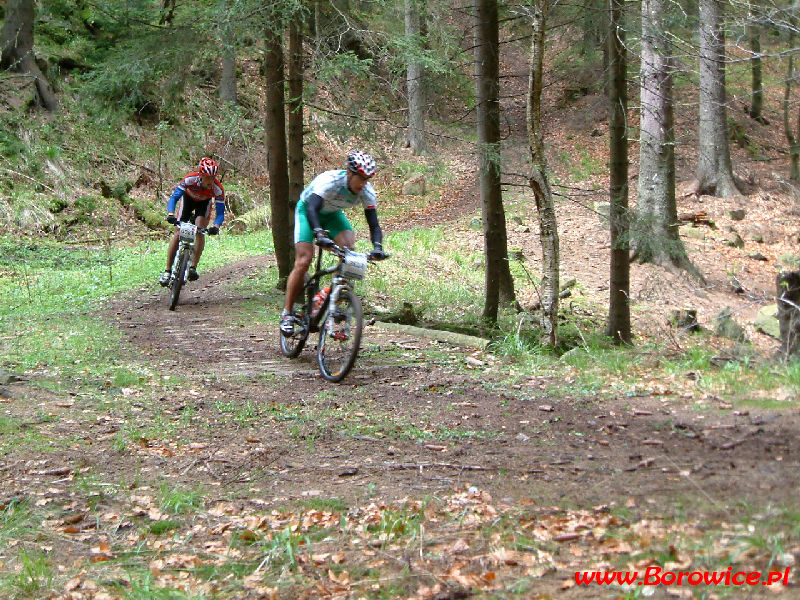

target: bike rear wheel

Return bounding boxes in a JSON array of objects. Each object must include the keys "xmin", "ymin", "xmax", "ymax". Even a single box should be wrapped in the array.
[
  {"xmin": 279, "ymin": 312, "xmax": 310, "ymax": 358},
  {"xmin": 168, "ymin": 249, "xmax": 189, "ymax": 311},
  {"xmin": 317, "ymin": 289, "xmax": 363, "ymax": 382}
]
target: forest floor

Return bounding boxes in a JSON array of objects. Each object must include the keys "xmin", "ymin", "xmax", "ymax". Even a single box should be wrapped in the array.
[
  {"xmin": 5, "ymin": 120, "xmax": 800, "ymax": 599},
  {"xmin": 3, "ymin": 243, "xmax": 799, "ymax": 598}
]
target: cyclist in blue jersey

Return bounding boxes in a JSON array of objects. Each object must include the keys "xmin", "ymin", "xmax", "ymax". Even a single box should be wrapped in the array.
[
  {"xmin": 159, "ymin": 157, "xmax": 225, "ymax": 286},
  {"xmin": 280, "ymin": 150, "xmax": 388, "ymax": 336}
]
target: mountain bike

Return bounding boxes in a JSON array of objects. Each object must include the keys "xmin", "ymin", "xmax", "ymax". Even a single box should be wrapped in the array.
[
  {"xmin": 167, "ymin": 221, "xmax": 208, "ymax": 311},
  {"xmin": 279, "ymin": 239, "xmax": 387, "ymax": 382}
]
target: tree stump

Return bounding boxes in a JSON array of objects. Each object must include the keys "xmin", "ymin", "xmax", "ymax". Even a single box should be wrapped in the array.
[
  {"xmin": 777, "ymin": 271, "xmax": 800, "ymax": 357},
  {"xmin": 669, "ymin": 309, "xmax": 700, "ymax": 332}
]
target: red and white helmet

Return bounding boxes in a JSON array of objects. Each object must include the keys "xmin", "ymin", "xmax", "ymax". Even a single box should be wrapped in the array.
[
  {"xmin": 198, "ymin": 157, "xmax": 219, "ymax": 177},
  {"xmin": 346, "ymin": 150, "xmax": 377, "ymax": 178}
]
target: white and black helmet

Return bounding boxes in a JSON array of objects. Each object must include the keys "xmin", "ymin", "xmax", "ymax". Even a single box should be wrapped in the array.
[{"xmin": 346, "ymin": 150, "xmax": 377, "ymax": 178}]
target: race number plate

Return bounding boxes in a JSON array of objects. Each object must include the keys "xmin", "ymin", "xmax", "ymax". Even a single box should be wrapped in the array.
[
  {"xmin": 340, "ymin": 251, "xmax": 368, "ymax": 280},
  {"xmin": 179, "ymin": 222, "xmax": 197, "ymax": 242}
]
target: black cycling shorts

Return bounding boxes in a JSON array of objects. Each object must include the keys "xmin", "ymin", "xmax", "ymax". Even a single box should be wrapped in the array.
[{"xmin": 177, "ymin": 198, "xmax": 212, "ymax": 224}]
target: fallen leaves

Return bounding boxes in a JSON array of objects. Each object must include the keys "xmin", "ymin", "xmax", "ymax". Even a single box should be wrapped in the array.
[{"xmin": 21, "ymin": 481, "xmax": 798, "ymax": 600}]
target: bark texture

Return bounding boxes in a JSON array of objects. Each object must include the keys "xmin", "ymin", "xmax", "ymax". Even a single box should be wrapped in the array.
[
  {"xmin": 747, "ymin": 8, "xmax": 764, "ymax": 123},
  {"xmin": 288, "ymin": 16, "xmax": 304, "ymax": 208},
  {"xmin": 405, "ymin": 0, "xmax": 427, "ymax": 154},
  {"xmin": 0, "ymin": 0, "xmax": 57, "ymax": 112},
  {"xmin": 777, "ymin": 271, "xmax": 800, "ymax": 357},
  {"xmin": 634, "ymin": 0, "xmax": 702, "ymax": 282},
  {"xmin": 527, "ymin": 0, "xmax": 559, "ymax": 346},
  {"xmin": 696, "ymin": 0, "xmax": 741, "ymax": 198},
  {"xmin": 475, "ymin": 0, "xmax": 515, "ymax": 323},
  {"xmin": 606, "ymin": 0, "xmax": 630, "ymax": 344},
  {"xmin": 219, "ymin": 49, "xmax": 238, "ymax": 104},
  {"xmin": 784, "ymin": 0, "xmax": 800, "ymax": 182},
  {"xmin": 264, "ymin": 28, "xmax": 292, "ymax": 282}
]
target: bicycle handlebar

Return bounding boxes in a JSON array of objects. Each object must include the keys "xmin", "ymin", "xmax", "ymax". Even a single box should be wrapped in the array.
[
  {"xmin": 174, "ymin": 220, "xmax": 213, "ymax": 235},
  {"xmin": 316, "ymin": 239, "xmax": 390, "ymax": 261}
]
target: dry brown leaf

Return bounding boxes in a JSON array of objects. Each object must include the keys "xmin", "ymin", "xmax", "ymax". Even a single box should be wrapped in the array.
[
  {"xmin": 327, "ymin": 568, "xmax": 351, "ymax": 586},
  {"xmin": 63, "ymin": 573, "xmax": 85, "ymax": 591},
  {"xmin": 490, "ymin": 548, "xmax": 518, "ymax": 565}
]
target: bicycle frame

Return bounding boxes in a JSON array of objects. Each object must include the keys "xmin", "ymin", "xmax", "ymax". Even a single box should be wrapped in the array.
[
  {"xmin": 167, "ymin": 221, "xmax": 206, "ymax": 311},
  {"xmin": 305, "ymin": 246, "xmax": 347, "ymax": 329},
  {"xmin": 280, "ymin": 240, "xmax": 374, "ymax": 381}
]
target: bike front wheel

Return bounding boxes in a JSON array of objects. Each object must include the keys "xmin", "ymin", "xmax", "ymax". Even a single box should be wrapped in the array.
[
  {"xmin": 317, "ymin": 289, "xmax": 363, "ymax": 382},
  {"xmin": 279, "ymin": 312, "xmax": 310, "ymax": 358},
  {"xmin": 168, "ymin": 249, "xmax": 189, "ymax": 311}
]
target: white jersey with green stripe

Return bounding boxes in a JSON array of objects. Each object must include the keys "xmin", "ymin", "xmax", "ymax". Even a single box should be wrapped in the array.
[{"xmin": 299, "ymin": 170, "xmax": 377, "ymax": 214}]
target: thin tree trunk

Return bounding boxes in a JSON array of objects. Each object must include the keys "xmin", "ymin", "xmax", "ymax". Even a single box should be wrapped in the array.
[
  {"xmin": 581, "ymin": 0, "xmax": 604, "ymax": 56},
  {"xmin": 288, "ymin": 16, "xmax": 305, "ymax": 211},
  {"xmin": 606, "ymin": 0, "xmax": 630, "ymax": 344},
  {"xmin": 527, "ymin": 0, "xmax": 559, "ymax": 347},
  {"xmin": 218, "ymin": 0, "xmax": 238, "ymax": 105},
  {"xmin": 264, "ymin": 27, "xmax": 292, "ymax": 283},
  {"xmin": 695, "ymin": 0, "xmax": 741, "ymax": 198},
  {"xmin": 475, "ymin": 0, "xmax": 515, "ymax": 323},
  {"xmin": 220, "ymin": 50, "xmax": 238, "ymax": 104},
  {"xmin": 406, "ymin": 0, "xmax": 427, "ymax": 154},
  {"xmin": 784, "ymin": 0, "xmax": 800, "ymax": 181},
  {"xmin": 314, "ymin": 0, "xmax": 322, "ymax": 54},
  {"xmin": 747, "ymin": 4, "xmax": 765, "ymax": 123},
  {"xmin": 0, "ymin": 0, "xmax": 57, "ymax": 112},
  {"xmin": 160, "ymin": 0, "xmax": 177, "ymax": 25},
  {"xmin": 777, "ymin": 271, "xmax": 800, "ymax": 358}
]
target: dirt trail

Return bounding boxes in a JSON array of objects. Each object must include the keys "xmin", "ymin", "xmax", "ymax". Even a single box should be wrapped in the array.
[{"xmin": 98, "ymin": 250, "xmax": 800, "ymax": 513}]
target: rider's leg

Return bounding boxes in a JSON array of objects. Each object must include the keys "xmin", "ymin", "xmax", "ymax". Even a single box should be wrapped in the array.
[
  {"xmin": 334, "ymin": 230, "xmax": 355, "ymax": 250},
  {"xmin": 192, "ymin": 216, "xmax": 209, "ymax": 268},
  {"xmin": 284, "ymin": 242, "xmax": 314, "ymax": 313},
  {"xmin": 165, "ymin": 229, "xmax": 180, "ymax": 271}
]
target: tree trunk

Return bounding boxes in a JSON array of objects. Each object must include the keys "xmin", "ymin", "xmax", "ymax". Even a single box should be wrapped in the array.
[
  {"xmin": 606, "ymin": 0, "xmax": 630, "ymax": 344},
  {"xmin": 475, "ymin": 0, "xmax": 515, "ymax": 324},
  {"xmin": 405, "ymin": 0, "xmax": 427, "ymax": 154},
  {"xmin": 288, "ymin": 16, "xmax": 304, "ymax": 214},
  {"xmin": 0, "ymin": 0, "xmax": 57, "ymax": 112},
  {"xmin": 160, "ymin": 0, "xmax": 177, "ymax": 25},
  {"xmin": 581, "ymin": 0, "xmax": 604, "ymax": 56},
  {"xmin": 264, "ymin": 27, "xmax": 293, "ymax": 283},
  {"xmin": 527, "ymin": 0, "xmax": 559, "ymax": 347},
  {"xmin": 220, "ymin": 50, "xmax": 238, "ymax": 104},
  {"xmin": 777, "ymin": 271, "xmax": 800, "ymax": 358},
  {"xmin": 218, "ymin": 0, "xmax": 238, "ymax": 105},
  {"xmin": 784, "ymin": 0, "xmax": 800, "ymax": 182},
  {"xmin": 314, "ymin": 0, "xmax": 322, "ymax": 54},
  {"xmin": 695, "ymin": 0, "xmax": 741, "ymax": 198},
  {"xmin": 635, "ymin": 0, "xmax": 703, "ymax": 281},
  {"xmin": 747, "ymin": 4, "xmax": 765, "ymax": 123}
]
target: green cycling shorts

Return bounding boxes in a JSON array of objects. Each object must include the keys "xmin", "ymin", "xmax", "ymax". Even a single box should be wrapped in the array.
[{"xmin": 294, "ymin": 199, "xmax": 352, "ymax": 244}]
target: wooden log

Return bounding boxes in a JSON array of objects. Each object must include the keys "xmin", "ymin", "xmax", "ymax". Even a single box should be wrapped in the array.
[{"xmin": 777, "ymin": 271, "xmax": 800, "ymax": 357}]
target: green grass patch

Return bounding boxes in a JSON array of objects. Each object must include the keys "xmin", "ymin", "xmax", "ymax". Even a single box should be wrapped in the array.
[
  {"xmin": 357, "ymin": 226, "xmax": 485, "ymax": 323},
  {"xmin": 148, "ymin": 519, "xmax": 183, "ymax": 535},
  {"xmin": 158, "ymin": 482, "xmax": 204, "ymax": 515},
  {"xmin": 0, "ymin": 548, "xmax": 54, "ymax": 599}
]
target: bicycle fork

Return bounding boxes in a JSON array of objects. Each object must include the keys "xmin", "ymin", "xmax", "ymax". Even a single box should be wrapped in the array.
[
  {"xmin": 173, "ymin": 245, "xmax": 194, "ymax": 282},
  {"xmin": 323, "ymin": 279, "xmax": 349, "ymax": 336}
]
